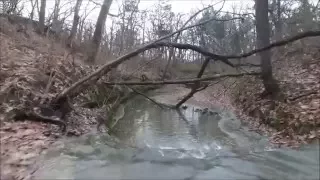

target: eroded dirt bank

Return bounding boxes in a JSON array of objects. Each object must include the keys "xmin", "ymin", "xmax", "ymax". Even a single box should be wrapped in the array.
[
  {"xmin": 0, "ymin": 16, "xmax": 101, "ymax": 179},
  {"xmin": 0, "ymin": 16, "xmax": 155, "ymax": 180}
]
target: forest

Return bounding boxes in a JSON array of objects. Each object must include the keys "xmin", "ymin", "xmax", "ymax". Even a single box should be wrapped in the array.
[{"xmin": 0, "ymin": 0, "xmax": 319, "ymax": 179}]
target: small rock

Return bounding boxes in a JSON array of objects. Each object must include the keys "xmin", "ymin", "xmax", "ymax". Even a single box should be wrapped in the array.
[
  {"xmin": 21, "ymin": 129, "xmax": 35, "ymax": 137},
  {"xmin": 43, "ymin": 131, "xmax": 51, "ymax": 137},
  {"xmin": 202, "ymin": 108, "xmax": 208, "ymax": 114},
  {"xmin": 67, "ymin": 130, "xmax": 81, "ymax": 136},
  {"xmin": 209, "ymin": 111, "xmax": 218, "ymax": 116},
  {"xmin": 51, "ymin": 133, "xmax": 61, "ymax": 139}
]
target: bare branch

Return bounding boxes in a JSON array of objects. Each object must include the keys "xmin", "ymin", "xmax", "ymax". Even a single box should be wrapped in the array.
[
  {"xmin": 176, "ymin": 56, "xmax": 211, "ymax": 108},
  {"xmin": 151, "ymin": 42, "xmax": 234, "ymax": 66},
  {"xmin": 163, "ymin": 0, "xmax": 226, "ymax": 79},
  {"xmin": 88, "ymin": 0, "xmax": 102, "ymax": 6},
  {"xmin": 234, "ymin": 63, "xmax": 261, "ymax": 67},
  {"xmin": 175, "ymin": 84, "xmax": 209, "ymax": 108},
  {"xmin": 313, "ymin": 0, "xmax": 320, "ymax": 13},
  {"xmin": 127, "ymin": 86, "xmax": 164, "ymax": 109},
  {"xmin": 175, "ymin": 0, "xmax": 226, "ymax": 39},
  {"xmin": 227, "ymin": 30, "xmax": 320, "ymax": 59},
  {"xmin": 58, "ymin": 29, "xmax": 320, "ymax": 99},
  {"xmin": 56, "ymin": 28, "xmax": 319, "ymax": 100},
  {"xmin": 56, "ymin": 16, "xmax": 240, "ymax": 98},
  {"xmin": 160, "ymin": 31, "xmax": 320, "ymax": 63},
  {"xmin": 103, "ymin": 72, "xmax": 260, "ymax": 86}
]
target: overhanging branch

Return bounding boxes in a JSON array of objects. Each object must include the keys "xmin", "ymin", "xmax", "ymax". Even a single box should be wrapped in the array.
[
  {"xmin": 56, "ymin": 28, "xmax": 319, "ymax": 100},
  {"xmin": 176, "ymin": 57, "xmax": 212, "ymax": 108},
  {"xmin": 154, "ymin": 30, "xmax": 320, "ymax": 63},
  {"xmin": 56, "ymin": 16, "xmax": 242, "ymax": 99},
  {"xmin": 104, "ymin": 72, "xmax": 260, "ymax": 86},
  {"xmin": 151, "ymin": 42, "xmax": 234, "ymax": 66},
  {"xmin": 227, "ymin": 30, "xmax": 320, "ymax": 59}
]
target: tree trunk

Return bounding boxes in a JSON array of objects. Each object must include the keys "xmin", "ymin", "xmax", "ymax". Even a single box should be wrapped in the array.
[
  {"xmin": 255, "ymin": 0, "xmax": 280, "ymax": 96},
  {"xmin": 275, "ymin": 0, "xmax": 282, "ymax": 41},
  {"xmin": 86, "ymin": 0, "xmax": 113, "ymax": 64},
  {"xmin": 29, "ymin": 0, "xmax": 37, "ymax": 20},
  {"xmin": 38, "ymin": 0, "xmax": 46, "ymax": 34},
  {"xmin": 67, "ymin": 0, "xmax": 83, "ymax": 47},
  {"xmin": 52, "ymin": 0, "xmax": 60, "ymax": 24}
]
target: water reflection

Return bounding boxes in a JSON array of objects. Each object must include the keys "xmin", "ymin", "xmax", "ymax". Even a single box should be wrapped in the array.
[
  {"xmin": 111, "ymin": 98, "xmax": 228, "ymax": 149},
  {"xmin": 33, "ymin": 98, "xmax": 320, "ymax": 180}
]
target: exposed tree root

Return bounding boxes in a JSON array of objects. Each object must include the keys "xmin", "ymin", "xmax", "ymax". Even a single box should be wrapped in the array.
[
  {"xmin": 12, "ymin": 108, "xmax": 66, "ymax": 132},
  {"xmin": 288, "ymin": 91, "xmax": 318, "ymax": 102}
]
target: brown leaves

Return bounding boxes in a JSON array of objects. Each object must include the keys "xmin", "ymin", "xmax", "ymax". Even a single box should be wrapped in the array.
[
  {"xmin": 233, "ymin": 39, "xmax": 320, "ymax": 147},
  {"xmin": 0, "ymin": 121, "xmax": 53, "ymax": 180},
  {"xmin": 0, "ymin": 21, "xmax": 98, "ymax": 179}
]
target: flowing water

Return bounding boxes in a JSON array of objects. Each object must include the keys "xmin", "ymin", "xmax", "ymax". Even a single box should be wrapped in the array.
[{"xmin": 33, "ymin": 98, "xmax": 319, "ymax": 180}]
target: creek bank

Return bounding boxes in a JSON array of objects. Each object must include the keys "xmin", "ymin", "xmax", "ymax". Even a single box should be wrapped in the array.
[
  {"xmin": 30, "ymin": 97, "xmax": 320, "ymax": 180},
  {"xmin": 231, "ymin": 39, "xmax": 320, "ymax": 147},
  {"xmin": 0, "ymin": 17, "xmax": 160, "ymax": 180},
  {"xmin": 159, "ymin": 38, "xmax": 320, "ymax": 147}
]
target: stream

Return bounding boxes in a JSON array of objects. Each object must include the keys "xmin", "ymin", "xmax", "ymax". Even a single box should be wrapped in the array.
[{"xmin": 33, "ymin": 97, "xmax": 319, "ymax": 180}]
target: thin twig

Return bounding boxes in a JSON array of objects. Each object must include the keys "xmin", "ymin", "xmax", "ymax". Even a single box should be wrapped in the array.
[{"xmin": 126, "ymin": 86, "xmax": 164, "ymax": 109}]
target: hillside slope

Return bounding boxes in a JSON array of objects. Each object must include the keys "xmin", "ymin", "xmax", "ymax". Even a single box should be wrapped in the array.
[
  {"xmin": 233, "ymin": 38, "xmax": 320, "ymax": 147},
  {"xmin": 0, "ymin": 16, "xmax": 97, "ymax": 180}
]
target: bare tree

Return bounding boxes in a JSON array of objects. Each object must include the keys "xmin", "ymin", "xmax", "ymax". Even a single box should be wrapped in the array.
[
  {"xmin": 255, "ymin": 0, "xmax": 279, "ymax": 97},
  {"xmin": 52, "ymin": 0, "xmax": 61, "ymax": 24},
  {"xmin": 270, "ymin": 0, "xmax": 283, "ymax": 41},
  {"xmin": 38, "ymin": 0, "xmax": 46, "ymax": 33},
  {"xmin": 87, "ymin": 0, "xmax": 113, "ymax": 63},
  {"xmin": 2, "ymin": 0, "xmax": 19, "ymax": 14},
  {"xmin": 67, "ymin": 0, "xmax": 83, "ymax": 47},
  {"xmin": 275, "ymin": 0, "xmax": 282, "ymax": 40},
  {"xmin": 29, "ymin": 0, "xmax": 38, "ymax": 20}
]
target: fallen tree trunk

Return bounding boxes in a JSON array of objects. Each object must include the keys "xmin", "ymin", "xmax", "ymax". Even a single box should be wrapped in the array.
[
  {"xmin": 103, "ymin": 72, "xmax": 260, "ymax": 85},
  {"xmin": 176, "ymin": 85, "xmax": 209, "ymax": 108},
  {"xmin": 55, "ymin": 17, "xmax": 245, "ymax": 101},
  {"xmin": 176, "ymin": 57, "xmax": 211, "ymax": 108},
  {"xmin": 56, "ymin": 30, "xmax": 320, "ymax": 102}
]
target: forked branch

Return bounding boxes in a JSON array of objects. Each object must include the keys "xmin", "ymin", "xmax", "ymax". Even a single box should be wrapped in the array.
[{"xmin": 176, "ymin": 57, "xmax": 212, "ymax": 108}]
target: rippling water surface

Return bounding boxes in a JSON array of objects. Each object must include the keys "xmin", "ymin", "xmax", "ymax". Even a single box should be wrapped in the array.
[{"xmin": 34, "ymin": 98, "xmax": 319, "ymax": 180}]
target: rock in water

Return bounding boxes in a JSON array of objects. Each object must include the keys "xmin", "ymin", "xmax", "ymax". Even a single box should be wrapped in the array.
[
  {"xmin": 202, "ymin": 108, "xmax": 208, "ymax": 114},
  {"xmin": 209, "ymin": 111, "xmax": 218, "ymax": 116}
]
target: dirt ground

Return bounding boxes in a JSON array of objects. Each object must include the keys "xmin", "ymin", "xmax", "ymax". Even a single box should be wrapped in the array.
[{"xmin": 0, "ymin": 17, "xmax": 99, "ymax": 180}]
